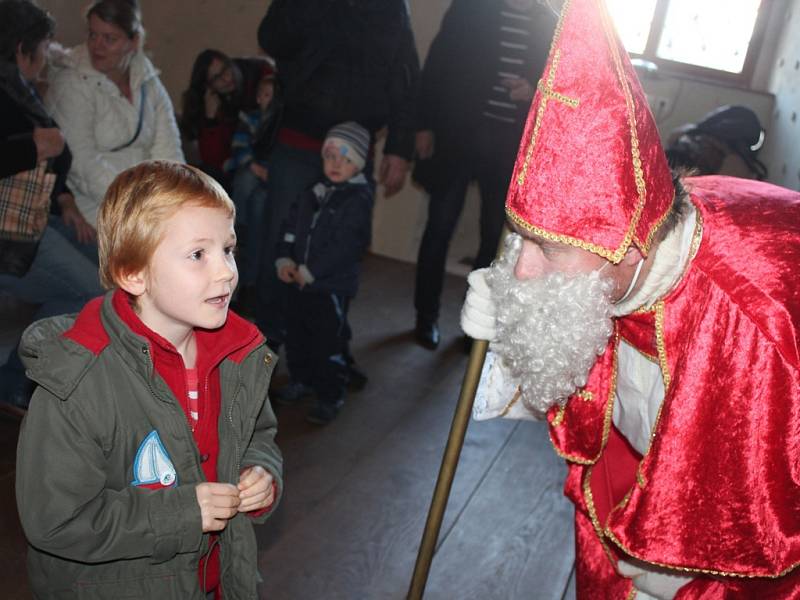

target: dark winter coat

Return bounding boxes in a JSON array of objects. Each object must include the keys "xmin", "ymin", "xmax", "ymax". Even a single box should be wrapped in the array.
[
  {"xmin": 258, "ymin": 0, "xmax": 420, "ymax": 159},
  {"xmin": 277, "ymin": 177, "xmax": 374, "ymax": 297},
  {"xmin": 413, "ymin": 0, "xmax": 556, "ymax": 189}
]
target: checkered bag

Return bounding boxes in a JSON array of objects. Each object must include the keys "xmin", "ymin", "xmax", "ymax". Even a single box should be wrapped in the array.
[{"xmin": 0, "ymin": 161, "xmax": 56, "ymax": 242}]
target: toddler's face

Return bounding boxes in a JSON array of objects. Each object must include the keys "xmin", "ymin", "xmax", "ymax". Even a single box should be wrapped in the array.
[
  {"xmin": 322, "ymin": 143, "xmax": 361, "ymax": 183},
  {"xmin": 257, "ymin": 82, "xmax": 274, "ymax": 111}
]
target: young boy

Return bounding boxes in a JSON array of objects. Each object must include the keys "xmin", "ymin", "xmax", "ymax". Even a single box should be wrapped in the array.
[
  {"xmin": 15, "ymin": 160, "xmax": 283, "ymax": 599},
  {"xmin": 227, "ymin": 75, "xmax": 277, "ymax": 312},
  {"xmin": 275, "ymin": 121, "xmax": 374, "ymax": 425}
]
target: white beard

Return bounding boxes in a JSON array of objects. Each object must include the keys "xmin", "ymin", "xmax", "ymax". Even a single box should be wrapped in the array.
[{"xmin": 486, "ymin": 234, "xmax": 615, "ymax": 417}]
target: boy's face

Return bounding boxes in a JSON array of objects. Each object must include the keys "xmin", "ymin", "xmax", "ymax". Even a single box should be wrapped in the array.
[
  {"xmin": 322, "ymin": 142, "xmax": 361, "ymax": 183},
  {"xmin": 125, "ymin": 204, "xmax": 238, "ymax": 345},
  {"xmin": 256, "ymin": 82, "xmax": 274, "ymax": 111}
]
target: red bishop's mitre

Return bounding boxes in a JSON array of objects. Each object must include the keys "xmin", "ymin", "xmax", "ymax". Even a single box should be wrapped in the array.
[{"xmin": 505, "ymin": 0, "xmax": 674, "ymax": 263}]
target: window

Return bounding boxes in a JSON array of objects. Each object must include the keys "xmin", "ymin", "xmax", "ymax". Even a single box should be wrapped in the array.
[{"xmin": 605, "ymin": 0, "xmax": 773, "ymax": 85}]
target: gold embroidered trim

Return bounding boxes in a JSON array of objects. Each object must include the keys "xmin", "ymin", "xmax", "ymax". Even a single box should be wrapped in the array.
[
  {"xmin": 516, "ymin": 0, "xmax": 573, "ymax": 186},
  {"xmin": 499, "ymin": 388, "xmax": 522, "ymax": 417},
  {"xmin": 577, "ymin": 390, "xmax": 594, "ymax": 401},
  {"xmin": 633, "ymin": 193, "xmax": 675, "ymax": 253},
  {"xmin": 599, "ymin": 5, "xmax": 650, "ymax": 256},
  {"xmin": 625, "ymin": 588, "xmax": 637, "ymax": 600},
  {"xmin": 506, "ymin": 209, "xmax": 624, "ymax": 262},
  {"xmin": 536, "ymin": 76, "xmax": 580, "ymax": 108},
  {"xmin": 517, "ymin": 47, "xmax": 580, "ymax": 186},
  {"xmin": 548, "ymin": 336, "xmax": 619, "ymax": 464},
  {"xmin": 604, "ymin": 528, "xmax": 800, "ymax": 579},
  {"xmin": 619, "ymin": 334, "xmax": 659, "ymax": 364},
  {"xmin": 688, "ymin": 200, "xmax": 704, "ymax": 261},
  {"xmin": 654, "ymin": 301, "xmax": 671, "ymax": 391},
  {"xmin": 509, "ymin": 4, "xmax": 672, "ymax": 263},
  {"xmin": 550, "ymin": 404, "xmax": 566, "ymax": 427},
  {"xmin": 582, "ymin": 466, "xmax": 618, "ymax": 565}
]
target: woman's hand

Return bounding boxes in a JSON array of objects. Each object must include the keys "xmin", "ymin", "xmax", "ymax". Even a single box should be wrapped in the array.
[
  {"xmin": 57, "ymin": 193, "xmax": 97, "ymax": 245},
  {"xmin": 33, "ymin": 127, "xmax": 65, "ymax": 161}
]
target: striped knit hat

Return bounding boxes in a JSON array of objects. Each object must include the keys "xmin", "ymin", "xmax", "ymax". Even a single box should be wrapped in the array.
[{"xmin": 323, "ymin": 121, "xmax": 370, "ymax": 170}]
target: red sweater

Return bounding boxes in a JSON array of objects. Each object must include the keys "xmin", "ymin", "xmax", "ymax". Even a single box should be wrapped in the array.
[{"xmin": 113, "ymin": 291, "xmax": 225, "ymax": 594}]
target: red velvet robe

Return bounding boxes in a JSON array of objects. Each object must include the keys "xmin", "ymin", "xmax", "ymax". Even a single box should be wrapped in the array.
[{"xmin": 548, "ymin": 176, "xmax": 800, "ymax": 598}]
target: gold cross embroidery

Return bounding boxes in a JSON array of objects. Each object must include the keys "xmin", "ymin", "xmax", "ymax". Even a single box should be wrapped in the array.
[{"xmin": 517, "ymin": 48, "xmax": 580, "ymax": 186}]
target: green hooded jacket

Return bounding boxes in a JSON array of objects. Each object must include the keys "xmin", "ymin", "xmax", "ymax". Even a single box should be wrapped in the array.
[{"xmin": 15, "ymin": 292, "xmax": 282, "ymax": 599}]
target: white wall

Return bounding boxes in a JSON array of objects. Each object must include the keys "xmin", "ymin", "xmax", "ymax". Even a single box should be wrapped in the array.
[{"xmin": 760, "ymin": 0, "xmax": 800, "ymax": 191}]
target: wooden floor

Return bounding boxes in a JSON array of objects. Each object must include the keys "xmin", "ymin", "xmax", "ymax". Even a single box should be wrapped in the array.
[{"xmin": 0, "ymin": 254, "xmax": 575, "ymax": 599}]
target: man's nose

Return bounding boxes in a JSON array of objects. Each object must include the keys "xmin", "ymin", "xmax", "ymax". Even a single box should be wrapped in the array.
[{"xmin": 514, "ymin": 242, "xmax": 545, "ymax": 280}]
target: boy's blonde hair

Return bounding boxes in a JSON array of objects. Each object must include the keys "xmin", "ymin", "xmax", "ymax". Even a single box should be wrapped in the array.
[{"xmin": 97, "ymin": 160, "xmax": 235, "ymax": 289}]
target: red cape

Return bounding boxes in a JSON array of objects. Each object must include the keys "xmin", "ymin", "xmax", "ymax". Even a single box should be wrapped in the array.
[{"xmin": 549, "ymin": 176, "xmax": 800, "ymax": 597}]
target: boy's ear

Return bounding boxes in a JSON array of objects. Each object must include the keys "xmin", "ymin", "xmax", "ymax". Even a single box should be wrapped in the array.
[{"xmin": 117, "ymin": 268, "xmax": 147, "ymax": 297}]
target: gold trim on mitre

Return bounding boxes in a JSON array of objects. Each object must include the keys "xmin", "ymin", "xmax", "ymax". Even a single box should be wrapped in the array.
[{"xmin": 508, "ymin": 0, "xmax": 673, "ymax": 264}]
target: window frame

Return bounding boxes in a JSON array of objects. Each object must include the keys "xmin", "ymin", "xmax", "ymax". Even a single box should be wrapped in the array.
[{"xmin": 625, "ymin": 0, "xmax": 775, "ymax": 87}]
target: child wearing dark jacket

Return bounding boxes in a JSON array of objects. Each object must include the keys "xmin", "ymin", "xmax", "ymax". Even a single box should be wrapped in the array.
[{"xmin": 275, "ymin": 122, "xmax": 374, "ymax": 424}]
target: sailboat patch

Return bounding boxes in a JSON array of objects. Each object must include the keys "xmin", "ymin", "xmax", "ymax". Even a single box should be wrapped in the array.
[{"xmin": 131, "ymin": 430, "xmax": 177, "ymax": 488}]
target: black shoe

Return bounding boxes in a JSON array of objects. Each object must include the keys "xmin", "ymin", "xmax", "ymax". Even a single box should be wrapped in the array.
[
  {"xmin": 347, "ymin": 365, "xmax": 368, "ymax": 392},
  {"xmin": 272, "ymin": 381, "xmax": 314, "ymax": 406},
  {"xmin": 306, "ymin": 398, "xmax": 344, "ymax": 425},
  {"xmin": 415, "ymin": 319, "xmax": 440, "ymax": 350}
]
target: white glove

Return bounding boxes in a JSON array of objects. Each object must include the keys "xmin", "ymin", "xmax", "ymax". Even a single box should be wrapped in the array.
[
  {"xmin": 618, "ymin": 560, "xmax": 693, "ymax": 600},
  {"xmin": 460, "ymin": 268, "xmax": 496, "ymax": 341}
]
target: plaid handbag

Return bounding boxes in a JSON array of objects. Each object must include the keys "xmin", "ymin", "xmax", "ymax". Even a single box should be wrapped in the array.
[{"xmin": 0, "ymin": 162, "xmax": 56, "ymax": 276}]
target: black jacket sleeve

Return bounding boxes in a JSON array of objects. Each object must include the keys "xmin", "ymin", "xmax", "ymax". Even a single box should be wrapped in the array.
[
  {"xmin": 0, "ymin": 91, "xmax": 38, "ymax": 179},
  {"xmin": 415, "ymin": 0, "xmax": 467, "ymax": 132},
  {"xmin": 383, "ymin": 2, "xmax": 420, "ymax": 160}
]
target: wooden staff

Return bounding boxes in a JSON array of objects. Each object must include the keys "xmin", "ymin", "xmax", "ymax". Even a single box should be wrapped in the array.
[
  {"xmin": 407, "ymin": 336, "xmax": 489, "ymax": 599},
  {"xmin": 408, "ymin": 227, "xmax": 509, "ymax": 598}
]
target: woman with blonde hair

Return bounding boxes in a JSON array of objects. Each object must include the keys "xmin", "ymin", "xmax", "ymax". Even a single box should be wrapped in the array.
[{"xmin": 46, "ymin": 0, "xmax": 183, "ymax": 231}]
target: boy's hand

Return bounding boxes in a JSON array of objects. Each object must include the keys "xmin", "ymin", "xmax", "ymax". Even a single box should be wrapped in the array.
[
  {"xmin": 278, "ymin": 264, "xmax": 298, "ymax": 283},
  {"xmin": 195, "ymin": 482, "xmax": 240, "ymax": 532},
  {"xmin": 237, "ymin": 466, "xmax": 275, "ymax": 513}
]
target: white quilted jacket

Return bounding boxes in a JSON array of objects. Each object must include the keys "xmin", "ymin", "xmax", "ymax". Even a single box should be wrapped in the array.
[{"xmin": 46, "ymin": 44, "xmax": 184, "ymax": 225}]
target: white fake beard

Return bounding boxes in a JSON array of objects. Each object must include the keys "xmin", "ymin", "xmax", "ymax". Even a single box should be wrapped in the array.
[{"xmin": 486, "ymin": 234, "xmax": 615, "ymax": 418}]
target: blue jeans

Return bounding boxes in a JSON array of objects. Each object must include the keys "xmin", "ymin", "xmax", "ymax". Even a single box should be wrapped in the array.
[
  {"xmin": 48, "ymin": 216, "xmax": 99, "ymax": 266},
  {"xmin": 232, "ymin": 167, "xmax": 269, "ymax": 287},
  {"xmin": 0, "ymin": 218, "xmax": 103, "ymax": 399}
]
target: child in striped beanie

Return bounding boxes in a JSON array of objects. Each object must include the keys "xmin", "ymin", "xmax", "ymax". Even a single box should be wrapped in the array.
[{"xmin": 273, "ymin": 121, "xmax": 374, "ymax": 424}]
